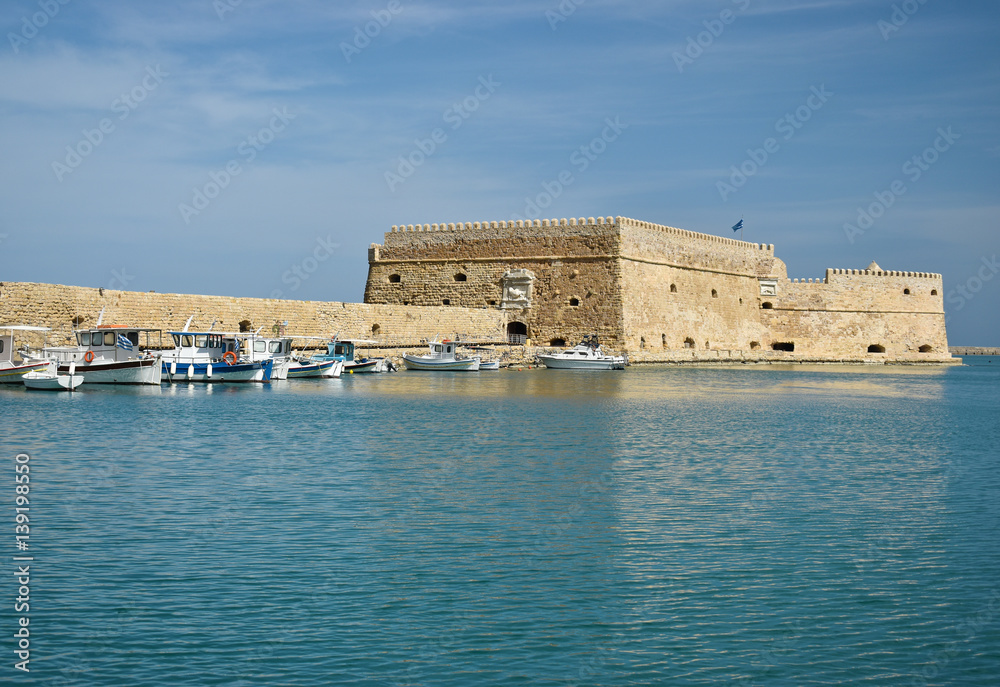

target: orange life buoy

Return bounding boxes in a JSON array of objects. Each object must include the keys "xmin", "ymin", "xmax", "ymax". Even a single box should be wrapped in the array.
[
  {"xmin": 222, "ymin": 351, "xmax": 237, "ymax": 366},
  {"xmin": 84, "ymin": 351, "xmax": 94, "ymax": 363}
]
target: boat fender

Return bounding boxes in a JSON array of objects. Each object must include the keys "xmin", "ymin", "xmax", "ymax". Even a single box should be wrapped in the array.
[
  {"xmin": 223, "ymin": 351, "xmax": 237, "ymax": 366},
  {"xmin": 84, "ymin": 351, "xmax": 95, "ymax": 363}
]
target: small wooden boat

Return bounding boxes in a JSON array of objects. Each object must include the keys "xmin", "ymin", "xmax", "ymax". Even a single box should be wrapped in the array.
[
  {"xmin": 0, "ymin": 325, "xmax": 55, "ymax": 384},
  {"xmin": 22, "ymin": 363, "xmax": 83, "ymax": 391},
  {"xmin": 478, "ymin": 360, "xmax": 501, "ymax": 370}
]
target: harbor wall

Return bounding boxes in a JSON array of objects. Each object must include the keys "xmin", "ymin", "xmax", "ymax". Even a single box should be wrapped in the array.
[{"xmin": 0, "ymin": 281, "xmax": 508, "ymax": 348}]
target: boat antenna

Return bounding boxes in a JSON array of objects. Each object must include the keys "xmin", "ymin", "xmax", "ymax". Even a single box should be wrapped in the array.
[
  {"xmin": 95, "ymin": 306, "xmax": 105, "ymax": 327},
  {"xmin": 182, "ymin": 314, "xmax": 194, "ymax": 332},
  {"xmin": 208, "ymin": 318, "xmax": 217, "ymax": 332}
]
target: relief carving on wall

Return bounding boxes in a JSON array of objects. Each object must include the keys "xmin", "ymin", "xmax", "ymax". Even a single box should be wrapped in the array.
[{"xmin": 500, "ymin": 269, "xmax": 535, "ymax": 309}]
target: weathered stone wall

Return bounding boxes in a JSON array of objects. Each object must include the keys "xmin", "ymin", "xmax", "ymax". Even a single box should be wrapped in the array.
[
  {"xmin": 0, "ymin": 281, "xmax": 507, "ymax": 349},
  {"xmin": 364, "ymin": 217, "xmax": 625, "ymax": 346}
]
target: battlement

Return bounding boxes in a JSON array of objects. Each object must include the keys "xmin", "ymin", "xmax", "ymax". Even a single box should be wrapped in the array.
[
  {"xmin": 617, "ymin": 216, "xmax": 774, "ymax": 254},
  {"xmin": 826, "ymin": 268, "xmax": 941, "ymax": 279}
]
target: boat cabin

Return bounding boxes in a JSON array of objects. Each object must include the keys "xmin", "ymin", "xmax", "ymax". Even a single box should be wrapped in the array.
[
  {"xmin": 44, "ymin": 326, "xmax": 160, "ymax": 363},
  {"xmin": 240, "ymin": 335, "xmax": 292, "ymax": 362},
  {"xmin": 162, "ymin": 331, "xmax": 236, "ymax": 364}
]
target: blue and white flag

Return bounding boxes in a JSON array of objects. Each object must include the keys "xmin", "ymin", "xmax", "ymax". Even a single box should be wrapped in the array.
[
  {"xmin": 116, "ymin": 333, "xmax": 134, "ymax": 351},
  {"xmin": 732, "ymin": 219, "xmax": 743, "ymax": 233}
]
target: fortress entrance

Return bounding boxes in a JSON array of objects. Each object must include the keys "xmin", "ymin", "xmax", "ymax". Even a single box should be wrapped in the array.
[{"xmin": 507, "ymin": 321, "xmax": 528, "ymax": 345}]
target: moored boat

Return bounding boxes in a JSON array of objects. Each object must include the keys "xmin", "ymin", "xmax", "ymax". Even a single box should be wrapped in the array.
[
  {"xmin": 312, "ymin": 338, "xmax": 393, "ymax": 374},
  {"xmin": 286, "ymin": 357, "xmax": 343, "ymax": 379},
  {"xmin": 402, "ymin": 339, "xmax": 480, "ymax": 371},
  {"xmin": 39, "ymin": 325, "xmax": 163, "ymax": 385},
  {"xmin": 0, "ymin": 325, "xmax": 53, "ymax": 384},
  {"xmin": 537, "ymin": 335, "xmax": 627, "ymax": 370},
  {"xmin": 22, "ymin": 363, "xmax": 84, "ymax": 391},
  {"xmin": 159, "ymin": 330, "xmax": 273, "ymax": 383}
]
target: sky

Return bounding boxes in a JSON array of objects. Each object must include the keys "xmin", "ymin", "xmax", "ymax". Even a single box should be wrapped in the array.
[{"xmin": 1, "ymin": 0, "xmax": 997, "ymax": 345}]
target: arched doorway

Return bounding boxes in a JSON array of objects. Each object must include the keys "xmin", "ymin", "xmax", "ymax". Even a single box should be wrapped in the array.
[{"xmin": 507, "ymin": 321, "xmax": 528, "ymax": 345}]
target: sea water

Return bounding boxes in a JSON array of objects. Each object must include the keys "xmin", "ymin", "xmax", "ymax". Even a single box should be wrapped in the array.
[{"xmin": 2, "ymin": 360, "xmax": 998, "ymax": 686}]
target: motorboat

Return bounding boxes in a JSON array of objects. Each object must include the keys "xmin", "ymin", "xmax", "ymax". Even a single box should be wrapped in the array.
[
  {"xmin": 22, "ymin": 362, "xmax": 83, "ymax": 391},
  {"xmin": 159, "ymin": 330, "xmax": 273, "ymax": 383},
  {"xmin": 311, "ymin": 338, "xmax": 393, "ymax": 374},
  {"xmin": 537, "ymin": 335, "xmax": 627, "ymax": 370},
  {"xmin": 479, "ymin": 360, "xmax": 501, "ymax": 370},
  {"xmin": 38, "ymin": 325, "xmax": 163, "ymax": 385},
  {"xmin": 403, "ymin": 339, "xmax": 480, "ymax": 371},
  {"xmin": 0, "ymin": 325, "xmax": 54, "ymax": 384},
  {"xmin": 235, "ymin": 332, "xmax": 294, "ymax": 380}
]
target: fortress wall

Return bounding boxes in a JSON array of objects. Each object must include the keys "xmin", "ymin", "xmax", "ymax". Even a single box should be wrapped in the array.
[
  {"xmin": 0, "ymin": 282, "xmax": 507, "ymax": 348},
  {"xmin": 618, "ymin": 259, "xmax": 768, "ymax": 352},
  {"xmin": 773, "ymin": 269, "xmax": 944, "ymax": 313},
  {"xmin": 365, "ymin": 216, "xmax": 626, "ymax": 346}
]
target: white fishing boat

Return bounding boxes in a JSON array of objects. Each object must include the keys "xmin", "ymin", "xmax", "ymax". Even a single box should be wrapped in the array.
[
  {"xmin": 237, "ymin": 332, "xmax": 293, "ymax": 380},
  {"xmin": 287, "ymin": 357, "xmax": 343, "ymax": 379},
  {"xmin": 38, "ymin": 325, "xmax": 163, "ymax": 385},
  {"xmin": 0, "ymin": 325, "xmax": 54, "ymax": 384},
  {"xmin": 22, "ymin": 362, "xmax": 84, "ymax": 391},
  {"xmin": 403, "ymin": 339, "xmax": 480, "ymax": 371},
  {"xmin": 537, "ymin": 335, "xmax": 627, "ymax": 370},
  {"xmin": 478, "ymin": 360, "xmax": 501, "ymax": 370}
]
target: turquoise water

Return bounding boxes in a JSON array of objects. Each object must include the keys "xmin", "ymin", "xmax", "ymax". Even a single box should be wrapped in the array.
[{"xmin": 2, "ymin": 360, "xmax": 999, "ymax": 686}]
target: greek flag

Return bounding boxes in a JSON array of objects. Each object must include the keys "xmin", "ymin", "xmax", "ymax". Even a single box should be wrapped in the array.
[
  {"xmin": 116, "ymin": 333, "xmax": 134, "ymax": 351},
  {"xmin": 732, "ymin": 219, "xmax": 743, "ymax": 233}
]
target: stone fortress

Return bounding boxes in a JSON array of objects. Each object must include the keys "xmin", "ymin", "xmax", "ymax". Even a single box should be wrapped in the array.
[
  {"xmin": 364, "ymin": 215, "xmax": 956, "ymax": 363},
  {"xmin": 1, "ymin": 215, "xmax": 955, "ymax": 364}
]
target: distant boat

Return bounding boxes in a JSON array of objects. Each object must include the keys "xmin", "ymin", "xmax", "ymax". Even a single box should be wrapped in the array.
[
  {"xmin": 403, "ymin": 339, "xmax": 480, "ymax": 371},
  {"xmin": 22, "ymin": 362, "xmax": 83, "ymax": 391},
  {"xmin": 0, "ymin": 325, "xmax": 53, "ymax": 384},
  {"xmin": 478, "ymin": 360, "xmax": 501, "ymax": 370},
  {"xmin": 537, "ymin": 335, "xmax": 627, "ymax": 370}
]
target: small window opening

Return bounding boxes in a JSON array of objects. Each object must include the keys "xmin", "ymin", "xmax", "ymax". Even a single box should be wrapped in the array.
[
  {"xmin": 919, "ymin": 344, "xmax": 933, "ymax": 353},
  {"xmin": 761, "ymin": 302, "xmax": 773, "ymax": 309},
  {"xmin": 868, "ymin": 344, "xmax": 885, "ymax": 353},
  {"xmin": 772, "ymin": 342, "xmax": 795, "ymax": 352},
  {"xmin": 239, "ymin": 320, "xmax": 252, "ymax": 333},
  {"xmin": 550, "ymin": 338, "xmax": 566, "ymax": 347},
  {"xmin": 931, "ymin": 289, "xmax": 938, "ymax": 296},
  {"xmin": 750, "ymin": 341, "xmax": 760, "ymax": 350},
  {"xmin": 711, "ymin": 289, "xmax": 718, "ymax": 298},
  {"xmin": 640, "ymin": 336, "xmax": 646, "ymax": 349},
  {"xmin": 683, "ymin": 337, "xmax": 695, "ymax": 349},
  {"xmin": 442, "ymin": 299, "xmax": 450, "ymax": 305},
  {"xmin": 388, "ymin": 274, "xmax": 401, "ymax": 283},
  {"xmin": 371, "ymin": 324, "xmax": 381, "ymax": 336},
  {"xmin": 454, "ymin": 273, "xmax": 467, "ymax": 282},
  {"xmin": 569, "ymin": 297, "xmax": 580, "ymax": 307},
  {"xmin": 670, "ymin": 284, "xmax": 677, "ymax": 293},
  {"xmin": 661, "ymin": 334, "xmax": 667, "ymax": 348},
  {"xmin": 903, "ymin": 288, "xmax": 911, "ymax": 295}
]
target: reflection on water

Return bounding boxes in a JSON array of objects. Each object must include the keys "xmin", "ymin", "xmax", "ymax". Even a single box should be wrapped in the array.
[{"xmin": 2, "ymin": 362, "xmax": 998, "ymax": 685}]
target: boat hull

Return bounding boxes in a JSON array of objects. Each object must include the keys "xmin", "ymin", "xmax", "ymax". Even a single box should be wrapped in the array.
[
  {"xmin": 58, "ymin": 358, "xmax": 162, "ymax": 385},
  {"xmin": 537, "ymin": 355, "xmax": 626, "ymax": 370},
  {"xmin": 344, "ymin": 359, "xmax": 382, "ymax": 374},
  {"xmin": 22, "ymin": 371, "xmax": 84, "ymax": 391},
  {"xmin": 287, "ymin": 359, "xmax": 342, "ymax": 379},
  {"xmin": 0, "ymin": 361, "xmax": 52, "ymax": 384},
  {"xmin": 162, "ymin": 359, "xmax": 272, "ymax": 383},
  {"xmin": 402, "ymin": 355, "xmax": 480, "ymax": 371}
]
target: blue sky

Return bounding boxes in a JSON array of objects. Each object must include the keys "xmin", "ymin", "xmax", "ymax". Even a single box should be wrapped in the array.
[{"xmin": 1, "ymin": 0, "xmax": 997, "ymax": 344}]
